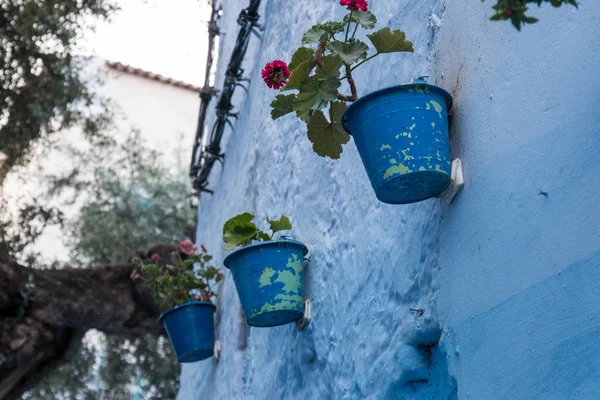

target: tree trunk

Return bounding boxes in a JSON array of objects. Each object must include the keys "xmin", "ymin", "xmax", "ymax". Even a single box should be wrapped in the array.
[{"xmin": 0, "ymin": 258, "xmax": 161, "ymax": 400}]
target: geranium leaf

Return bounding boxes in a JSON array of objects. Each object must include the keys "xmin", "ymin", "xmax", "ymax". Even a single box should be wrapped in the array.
[
  {"xmin": 267, "ymin": 216, "xmax": 292, "ymax": 235},
  {"xmin": 367, "ymin": 27, "xmax": 414, "ymax": 54},
  {"xmin": 328, "ymin": 40, "xmax": 369, "ymax": 65},
  {"xmin": 306, "ymin": 102, "xmax": 350, "ymax": 159},
  {"xmin": 222, "ymin": 213, "xmax": 259, "ymax": 249},
  {"xmin": 344, "ymin": 10, "xmax": 377, "ymax": 30},
  {"xmin": 271, "ymin": 94, "xmax": 296, "ymax": 120},
  {"xmin": 316, "ymin": 54, "xmax": 343, "ymax": 81},
  {"xmin": 293, "ymin": 76, "xmax": 341, "ymax": 118},
  {"xmin": 317, "ymin": 21, "xmax": 347, "ymax": 37},
  {"xmin": 282, "ymin": 60, "xmax": 313, "ymax": 91},
  {"xmin": 302, "ymin": 22, "xmax": 346, "ymax": 44},
  {"xmin": 302, "ymin": 26, "xmax": 329, "ymax": 44},
  {"xmin": 289, "ymin": 47, "xmax": 315, "ymax": 71},
  {"xmin": 257, "ymin": 232, "xmax": 271, "ymax": 242}
]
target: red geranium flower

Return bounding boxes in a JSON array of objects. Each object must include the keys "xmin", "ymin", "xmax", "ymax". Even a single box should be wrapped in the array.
[
  {"xmin": 151, "ymin": 253, "xmax": 160, "ymax": 261},
  {"xmin": 340, "ymin": 0, "xmax": 368, "ymax": 12},
  {"xmin": 261, "ymin": 60, "xmax": 290, "ymax": 90},
  {"xmin": 179, "ymin": 240, "xmax": 197, "ymax": 256}
]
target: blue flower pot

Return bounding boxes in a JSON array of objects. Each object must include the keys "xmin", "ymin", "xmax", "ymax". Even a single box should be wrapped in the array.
[
  {"xmin": 159, "ymin": 301, "xmax": 216, "ymax": 363},
  {"xmin": 223, "ymin": 239, "xmax": 308, "ymax": 327},
  {"xmin": 341, "ymin": 83, "xmax": 453, "ymax": 204}
]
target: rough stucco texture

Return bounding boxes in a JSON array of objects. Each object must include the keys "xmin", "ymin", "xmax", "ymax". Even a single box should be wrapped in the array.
[{"xmin": 182, "ymin": 0, "xmax": 600, "ymax": 399}]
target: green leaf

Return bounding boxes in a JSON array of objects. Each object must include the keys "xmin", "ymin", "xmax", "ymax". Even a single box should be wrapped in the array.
[
  {"xmin": 289, "ymin": 47, "xmax": 315, "ymax": 71},
  {"xmin": 271, "ymin": 94, "xmax": 296, "ymax": 120},
  {"xmin": 328, "ymin": 40, "xmax": 369, "ymax": 65},
  {"xmin": 367, "ymin": 27, "xmax": 414, "ymax": 54},
  {"xmin": 282, "ymin": 60, "xmax": 314, "ymax": 91},
  {"xmin": 257, "ymin": 232, "xmax": 271, "ymax": 242},
  {"xmin": 293, "ymin": 76, "xmax": 341, "ymax": 119},
  {"xmin": 267, "ymin": 216, "xmax": 292, "ymax": 236},
  {"xmin": 302, "ymin": 26, "xmax": 329, "ymax": 44},
  {"xmin": 316, "ymin": 54, "xmax": 343, "ymax": 81},
  {"xmin": 306, "ymin": 102, "xmax": 350, "ymax": 159},
  {"xmin": 317, "ymin": 21, "xmax": 347, "ymax": 37},
  {"xmin": 302, "ymin": 22, "xmax": 346, "ymax": 44},
  {"xmin": 344, "ymin": 11, "xmax": 377, "ymax": 30},
  {"xmin": 222, "ymin": 213, "xmax": 259, "ymax": 249}
]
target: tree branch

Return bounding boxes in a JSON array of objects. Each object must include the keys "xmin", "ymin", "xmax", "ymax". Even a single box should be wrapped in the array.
[{"xmin": 0, "ymin": 259, "xmax": 163, "ymax": 400}]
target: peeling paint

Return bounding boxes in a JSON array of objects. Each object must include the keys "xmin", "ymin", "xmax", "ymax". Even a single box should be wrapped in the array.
[
  {"xmin": 380, "ymin": 144, "xmax": 391, "ymax": 151},
  {"xmin": 383, "ymin": 163, "xmax": 412, "ymax": 179},
  {"xmin": 259, "ymin": 267, "xmax": 276, "ymax": 287},
  {"xmin": 430, "ymin": 100, "xmax": 443, "ymax": 118}
]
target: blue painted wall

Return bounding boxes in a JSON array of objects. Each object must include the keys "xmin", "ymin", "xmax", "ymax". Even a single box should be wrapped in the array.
[{"xmin": 182, "ymin": 0, "xmax": 600, "ymax": 398}]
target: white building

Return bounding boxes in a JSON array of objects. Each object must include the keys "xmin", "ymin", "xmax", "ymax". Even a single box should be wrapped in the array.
[{"xmin": 1, "ymin": 59, "xmax": 201, "ymax": 262}]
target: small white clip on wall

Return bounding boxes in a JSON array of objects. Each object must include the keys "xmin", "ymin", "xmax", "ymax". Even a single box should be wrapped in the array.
[
  {"xmin": 213, "ymin": 340, "xmax": 221, "ymax": 361},
  {"xmin": 438, "ymin": 158, "xmax": 465, "ymax": 205},
  {"xmin": 296, "ymin": 299, "xmax": 312, "ymax": 331}
]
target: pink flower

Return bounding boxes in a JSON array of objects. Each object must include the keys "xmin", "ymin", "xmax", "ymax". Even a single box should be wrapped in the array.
[
  {"xmin": 151, "ymin": 253, "xmax": 160, "ymax": 261},
  {"xmin": 179, "ymin": 240, "xmax": 197, "ymax": 256},
  {"xmin": 261, "ymin": 60, "xmax": 290, "ymax": 90},
  {"xmin": 340, "ymin": 0, "xmax": 368, "ymax": 12}
]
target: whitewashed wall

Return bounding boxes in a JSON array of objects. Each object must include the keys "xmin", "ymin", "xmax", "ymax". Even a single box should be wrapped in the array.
[
  {"xmin": 2, "ymin": 59, "xmax": 200, "ymax": 262},
  {"xmin": 185, "ymin": 0, "xmax": 600, "ymax": 399}
]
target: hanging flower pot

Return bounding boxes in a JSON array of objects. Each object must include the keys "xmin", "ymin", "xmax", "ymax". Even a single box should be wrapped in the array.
[
  {"xmin": 135, "ymin": 241, "xmax": 224, "ymax": 363},
  {"xmin": 159, "ymin": 301, "xmax": 216, "ymax": 363},
  {"xmin": 222, "ymin": 213, "xmax": 307, "ymax": 327},
  {"xmin": 341, "ymin": 81, "xmax": 453, "ymax": 204},
  {"xmin": 263, "ymin": 1, "xmax": 455, "ymax": 204}
]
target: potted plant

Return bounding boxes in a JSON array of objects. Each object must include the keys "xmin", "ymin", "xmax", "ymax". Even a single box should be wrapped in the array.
[
  {"xmin": 135, "ymin": 240, "xmax": 223, "ymax": 363},
  {"xmin": 262, "ymin": 0, "xmax": 453, "ymax": 204},
  {"xmin": 222, "ymin": 213, "xmax": 308, "ymax": 327}
]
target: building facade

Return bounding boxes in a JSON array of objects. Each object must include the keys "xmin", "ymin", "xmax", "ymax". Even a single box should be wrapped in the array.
[{"xmin": 185, "ymin": 1, "xmax": 600, "ymax": 399}]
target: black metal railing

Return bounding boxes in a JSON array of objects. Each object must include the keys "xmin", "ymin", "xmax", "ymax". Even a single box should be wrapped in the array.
[{"xmin": 189, "ymin": 0, "xmax": 262, "ymax": 200}]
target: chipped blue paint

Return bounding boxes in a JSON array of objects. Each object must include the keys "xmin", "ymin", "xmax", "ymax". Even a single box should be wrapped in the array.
[
  {"xmin": 223, "ymin": 239, "xmax": 308, "ymax": 327},
  {"xmin": 342, "ymin": 84, "xmax": 453, "ymax": 204}
]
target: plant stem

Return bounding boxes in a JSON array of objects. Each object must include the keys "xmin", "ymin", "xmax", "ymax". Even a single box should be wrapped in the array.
[
  {"xmin": 350, "ymin": 53, "xmax": 379, "ymax": 72},
  {"xmin": 313, "ymin": 40, "xmax": 328, "ymax": 68},
  {"xmin": 344, "ymin": 11, "xmax": 353, "ymax": 42},
  {"xmin": 351, "ymin": 20, "xmax": 359, "ymax": 39},
  {"xmin": 337, "ymin": 64, "xmax": 358, "ymax": 102}
]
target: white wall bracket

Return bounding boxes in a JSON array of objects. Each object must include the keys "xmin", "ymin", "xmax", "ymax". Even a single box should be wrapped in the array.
[
  {"xmin": 437, "ymin": 158, "xmax": 465, "ymax": 205},
  {"xmin": 296, "ymin": 299, "xmax": 311, "ymax": 331},
  {"xmin": 213, "ymin": 340, "xmax": 221, "ymax": 361}
]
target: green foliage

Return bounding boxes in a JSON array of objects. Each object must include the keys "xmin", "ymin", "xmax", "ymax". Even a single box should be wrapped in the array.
[
  {"xmin": 344, "ymin": 10, "xmax": 378, "ymax": 30},
  {"xmin": 271, "ymin": 94, "xmax": 296, "ymax": 120},
  {"xmin": 0, "ymin": 0, "xmax": 117, "ymax": 180},
  {"xmin": 328, "ymin": 40, "xmax": 369, "ymax": 64},
  {"xmin": 54, "ymin": 131, "xmax": 196, "ymax": 266},
  {"xmin": 222, "ymin": 213, "xmax": 293, "ymax": 250},
  {"xmin": 268, "ymin": 6, "xmax": 414, "ymax": 159},
  {"xmin": 23, "ymin": 333, "xmax": 180, "ymax": 400},
  {"xmin": 488, "ymin": 0, "xmax": 578, "ymax": 30},
  {"xmin": 367, "ymin": 28, "xmax": 414, "ymax": 54},
  {"xmin": 140, "ymin": 245, "xmax": 223, "ymax": 311},
  {"xmin": 307, "ymin": 102, "xmax": 350, "ymax": 159}
]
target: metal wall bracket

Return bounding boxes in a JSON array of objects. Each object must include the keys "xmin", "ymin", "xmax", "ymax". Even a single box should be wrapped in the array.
[
  {"xmin": 213, "ymin": 340, "xmax": 221, "ymax": 361},
  {"xmin": 295, "ymin": 299, "xmax": 311, "ymax": 331},
  {"xmin": 437, "ymin": 158, "xmax": 465, "ymax": 205}
]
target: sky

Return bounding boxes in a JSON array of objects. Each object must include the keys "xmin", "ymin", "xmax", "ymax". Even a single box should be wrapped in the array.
[{"xmin": 85, "ymin": 0, "xmax": 211, "ymax": 87}]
